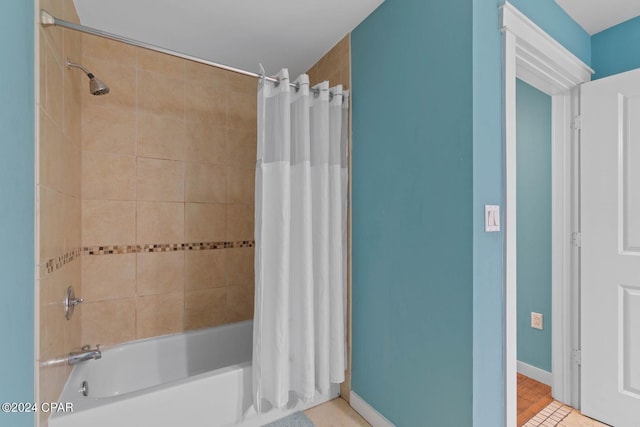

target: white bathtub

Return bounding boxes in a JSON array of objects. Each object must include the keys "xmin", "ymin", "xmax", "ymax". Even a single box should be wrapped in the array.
[{"xmin": 49, "ymin": 321, "xmax": 339, "ymax": 427}]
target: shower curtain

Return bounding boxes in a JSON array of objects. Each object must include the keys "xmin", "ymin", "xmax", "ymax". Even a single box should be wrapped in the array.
[{"xmin": 253, "ymin": 69, "xmax": 349, "ymax": 411}]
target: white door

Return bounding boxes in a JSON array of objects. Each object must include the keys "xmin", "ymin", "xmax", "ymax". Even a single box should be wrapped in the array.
[{"xmin": 581, "ymin": 68, "xmax": 640, "ymax": 426}]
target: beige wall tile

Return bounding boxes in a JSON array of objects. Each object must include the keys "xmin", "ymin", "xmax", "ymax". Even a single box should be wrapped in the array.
[
  {"xmin": 39, "ymin": 30, "xmax": 47, "ymax": 109},
  {"xmin": 41, "ymin": 0, "xmax": 63, "ymax": 62},
  {"xmin": 227, "ymin": 72, "xmax": 256, "ymax": 94},
  {"xmin": 80, "ymin": 57, "xmax": 136, "ymax": 110},
  {"xmin": 136, "ymin": 252, "xmax": 185, "ymax": 296},
  {"xmin": 227, "ymin": 91, "xmax": 256, "ymax": 130},
  {"xmin": 39, "ymin": 186, "xmax": 65, "ymax": 264},
  {"xmin": 71, "ymin": 34, "xmax": 263, "ymax": 348},
  {"xmin": 62, "ymin": 194, "xmax": 80, "ymax": 252},
  {"xmin": 184, "ymin": 288, "xmax": 226, "ymax": 330},
  {"xmin": 136, "ymin": 201, "xmax": 184, "ymax": 244},
  {"xmin": 137, "ymin": 49, "xmax": 185, "ymax": 78},
  {"xmin": 226, "ymin": 247, "xmax": 254, "ymax": 286},
  {"xmin": 81, "ymin": 298, "xmax": 136, "ymax": 346},
  {"xmin": 82, "ymin": 33, "xmax": 136, "ymax": 64},
  {"xmin": 318, "ymin": 51, "xmax": 341, "ymax": 83},
  {"xmin": 82, "ymin": 199, "xmax": 136, "ymax": 246},
  {"xmin": 185, "ymin": 118, "xmax": 226, "ymax": 164},
  {"xmin": 39, "ymin": 112, "xmax": 64, "ymax": 192},
  {"xmin": 38, "ymin": 276, "xmax": 50, "ymax": 358},
  {"xmin": 226, "ymin": 285, "xmax": 253, "ymax": 322},
  {"xmin": 63, "ymin": 28, "xmax": 81, "ymax": 80},
  {"xmin": 226, "ymin": 129, "xmax": 256, "ymax": 168},
  {"xmin": 185, "ymin": 203, "xmax": 225, "ymax": 242},
  {"xmin": 137, "ymin": 70, "xmax": 185, "ymax": 117},
  {"xmin": 39, "ymin": 0, "xmax": 84, "ymax": 414},
  {"xmin": 307, "ymin": 67, "xmax": 319, "ymax": 87},
  {"xmin": 62, "ymin": 0, "xmax": 80, "ymax": 23},
  {"xmin": 137, "ymin": 110, "xmax": 185, "ymax": 161},
  {"xmin": 43, "ymin": 299, "xmax": 66, "ymax": 360},
  {"xmin": 185, "ymin": 250, "xmax": 226, "ymax": 290},
  {"xmin": 136, "ymin": 292, "xmax": 184, "ymax": 339},
  {"xmin": 185, "ymin": 80, "xmax": 226, "ymax": 125},
  {"xmin": 63, "ymin": 54, "xmax": 81, "ymax": 135},
  {"xmin": 137, "ymin": 157, "xmax": 184, "ymax": 202},
  {"xmin": 226, "ymin": 204, "xmax": 254, "ymax": 241},
  {"xmin": 226, "ymin": 167, "xmax": 254, "ymax": 205},
  {"xmin": 45, "ymin": 44, "xmax": 64, "ymax": 127},
  {"xmin": 81, "ymin": 151, "xmax": 136, "ymax": 200},
  {"xmin": 62, "ymin": 102, "xmax": 81, "ymax": 199},
  {"xmin": 185, "ymin": 162, "xmax": 226, "ymax": 202},
  {"xmin": 81, "ymin": 254, "xmax": 136, "ymax": 301},
  {"xmin": 186, "ymin": 61, "xmax": 228, "ymax": 89},
  {"xmin": 81, "ymin": 105, "xmax": 136, "ymax": 155}
]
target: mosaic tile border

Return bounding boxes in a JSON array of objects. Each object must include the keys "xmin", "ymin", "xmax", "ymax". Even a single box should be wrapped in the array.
[
  {"xmin": 45, "ymin": 248, "xmax": 81, "ymax": 274},
  {"xmin": 44, "ymin": 241, "xmax": 255, "ymax": 275},
  {"xmin": 523, "ymin": 401, "xmax": 571, "ymax": 427},
  {"xmin": 82, "ymin": 240, "xmax": 255, "ymax": 255}
]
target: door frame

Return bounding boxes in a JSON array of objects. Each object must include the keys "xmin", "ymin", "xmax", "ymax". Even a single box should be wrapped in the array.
[{"xmin": 500, "ymin": 3, "xmax": 593, "ymax": 425}]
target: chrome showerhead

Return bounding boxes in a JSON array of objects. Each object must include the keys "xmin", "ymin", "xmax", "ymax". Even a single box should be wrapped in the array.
[
  {"xmin": 66, "ymin": 59, "xmax": 110, "ymax": 95},
  {"xmin": 88, "ymin": 76, "xmax": 110, "ymax": 96}
]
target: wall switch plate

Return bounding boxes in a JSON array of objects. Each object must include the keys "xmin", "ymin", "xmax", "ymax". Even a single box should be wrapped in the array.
[
  {"xmin": 485, "ymin": 205, "xmax": 500, "ymax": 232},
  {"xmin": 531, "ymin": 312, "xmax": 543, "ymax": 330}
]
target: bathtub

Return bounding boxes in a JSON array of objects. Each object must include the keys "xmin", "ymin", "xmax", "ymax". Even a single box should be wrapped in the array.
[{"xmin": 49, "ymin": 321, "xmax": 339, "ymax": 427}]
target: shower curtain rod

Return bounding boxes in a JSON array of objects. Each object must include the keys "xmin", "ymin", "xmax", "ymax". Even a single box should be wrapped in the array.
[{"xmin": 39, "ymin": 9, "xmax": 343, "ymax": 97}]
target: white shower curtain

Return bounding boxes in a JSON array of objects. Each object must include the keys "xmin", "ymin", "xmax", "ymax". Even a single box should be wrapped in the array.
[{"xmin": 253, "ymin": 69, "xmax": 348, "ymax": 411}]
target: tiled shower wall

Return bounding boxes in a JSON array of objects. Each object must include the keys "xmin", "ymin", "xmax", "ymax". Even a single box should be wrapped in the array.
[
  {"xmin": 37, "ymin": 0, "xmax": 82, "ymax": 423},
  {"xmin": 307, "ymin": 35, "xmax": 351, "ymax": 91},
  {"xmin": 79, "ymin": 34, "xmax": 256, "ymax": 346}
]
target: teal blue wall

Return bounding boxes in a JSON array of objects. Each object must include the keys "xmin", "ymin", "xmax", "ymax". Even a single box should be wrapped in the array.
[
  {"xmin": 0, "ymin": 1, "xmax": 35, "ymax": 427},
  {"xmin": 471, "ymin": 2, "xmax": 590, "ymax": 425},
  {"xmin": 592, "ymin": 16, "xmax": 640, "ymax": 80},
  {"xmin": 351, "ymin": 0, "xmax": 473, "ymax": 424},
  {"xmin": 510, "ymin": 0, "xmax": 591, "ymax": 65},
  {"xmin": 516, "ymin": 79, "xmax": 552, "ymax": 373},
  {"xmin": 472, "ymin": 0, "xmax": 504, "ymax": 424},
  {"xmin": 351, "ymin": 0, "xmax": 591, "ymax": 426}
]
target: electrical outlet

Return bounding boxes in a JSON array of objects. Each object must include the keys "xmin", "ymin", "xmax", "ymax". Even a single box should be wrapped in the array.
[{"xmin": 531, "ymin": 312, "xmax": 543, "ymax": 330}]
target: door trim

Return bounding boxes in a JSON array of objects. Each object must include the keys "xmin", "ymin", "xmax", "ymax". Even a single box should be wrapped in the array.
[{"xmin": 500, "ymin": 3, "xmax": 592, "ymax": 425}]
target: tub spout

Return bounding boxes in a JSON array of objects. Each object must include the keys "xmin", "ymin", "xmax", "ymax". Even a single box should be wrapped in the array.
[{"xmin": 68, "ymin": 345, "xmax": 101, "ymax": 365}]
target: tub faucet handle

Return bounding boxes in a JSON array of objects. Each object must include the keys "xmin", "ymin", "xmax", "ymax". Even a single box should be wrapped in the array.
[
  {"xmin": 81, "ymin": 344, "xmax": 100, "ymax": 351},
  {"xmin": 70, "ymin": 297, "xmax": 84, "ymax": 306},
  {"xmin": 64, "ymin": 286, "xmax": 83, "ymax": 320}
]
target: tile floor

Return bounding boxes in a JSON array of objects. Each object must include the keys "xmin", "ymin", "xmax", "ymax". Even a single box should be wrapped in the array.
[
  {"xmin": 517, "ymin": 374, "xmax": 609, "ymax": 427},
  {"xmin": 305, "ymin": 398, "xmax": 370, "ymax": 427},
  {"xmin": 304, "ymin": 395, "xmax": 609, "ymax": 427},
  {"xmin": 556, "ymin": 410, "xmax": 609, "ymax": 427},
  {"xmin": 522, "ymin": 401, "xmax": 572, "ymax": 427}
]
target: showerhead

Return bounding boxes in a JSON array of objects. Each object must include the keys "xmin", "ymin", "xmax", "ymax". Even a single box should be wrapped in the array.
[
  {"xmin": 66, "ymin": 59, "xmax": 110, "ymax": 96},
  {"xmin": 89, "ymin": 77, "xmax": 110, "ymax": 96}
]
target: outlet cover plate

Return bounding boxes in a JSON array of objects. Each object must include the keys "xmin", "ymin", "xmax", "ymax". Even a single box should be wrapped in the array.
[{"xmin": 531, "ymin": 312, "xmax": 543, "ymax": 330}]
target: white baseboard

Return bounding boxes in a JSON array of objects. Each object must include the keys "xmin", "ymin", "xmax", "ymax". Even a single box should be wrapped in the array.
[
  {"xmin": 518, "ymin": 360, "xmax": 552, "ymax": 386},
  {"xmin": 349, "ymin": 391, "xmax": 395, "ymax": 427}
]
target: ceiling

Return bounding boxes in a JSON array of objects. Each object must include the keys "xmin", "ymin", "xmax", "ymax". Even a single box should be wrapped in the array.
[
  {"xmin": 72, "ymin": 0, "xmax": 384, "ymax": 78},
  {"xmin": 556, "ymin": 0, "xmax": 640, "ymax": 35}
]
